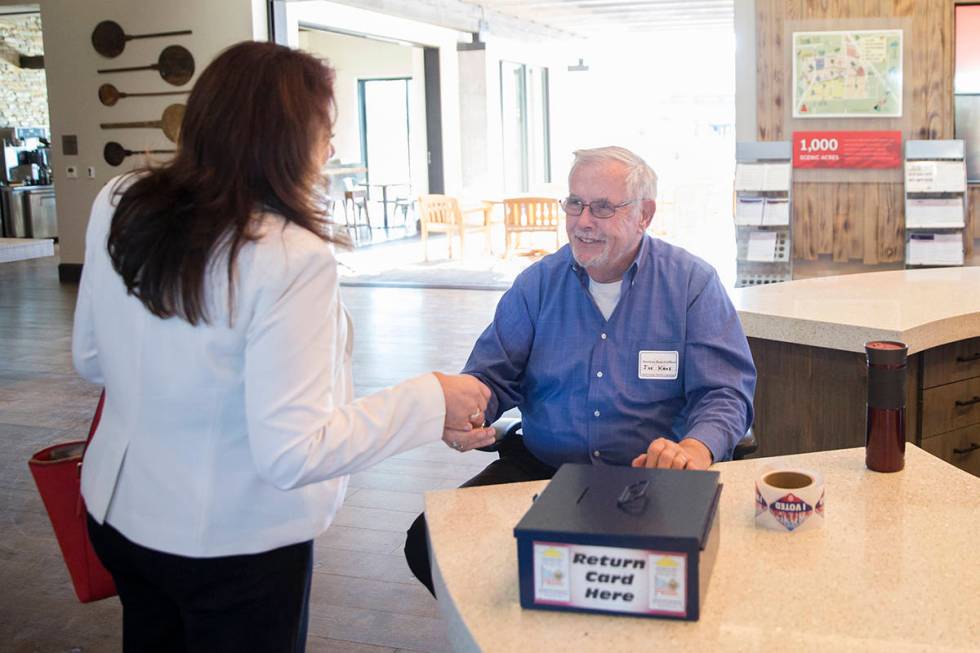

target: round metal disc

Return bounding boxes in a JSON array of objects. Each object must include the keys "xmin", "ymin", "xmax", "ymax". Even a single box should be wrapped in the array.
[
  {"xmin": 158, "ymin": 45, "xmax": 195, "ymax": 86},
  {"xmin": 92, "ymin": 21, "xmax": 126, "ymax": 58}
]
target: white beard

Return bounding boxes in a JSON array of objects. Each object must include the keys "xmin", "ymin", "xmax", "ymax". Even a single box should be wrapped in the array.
[{"xmin": 570, "ymin": 230, "xmax": 610, "ymax": 270}]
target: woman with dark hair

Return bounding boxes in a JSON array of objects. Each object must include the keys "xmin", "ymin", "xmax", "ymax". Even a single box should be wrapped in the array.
[{"xmin": 72, "ymin": 41, "xmax": 494, "ymax": 652}]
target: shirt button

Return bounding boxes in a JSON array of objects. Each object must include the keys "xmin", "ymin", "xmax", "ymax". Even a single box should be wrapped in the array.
[
  {"xmin": 596, "ymin": 371, "xmax": 604, "ymax": 378},
  {"xmin": 601, "ymin": 333, "xmax": 607, "ymax": 340},
  {"xmin": 593, "ymin": 450, "xmax": 601, "ymax": 458},
  {"xmin": 594, "ymin": 409, "xmax": 601, "ymax": 417}
]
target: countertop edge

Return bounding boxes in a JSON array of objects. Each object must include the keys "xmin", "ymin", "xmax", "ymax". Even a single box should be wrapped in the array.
[{"xmin": 739, "ymin": 310, "xmax": 980, "ymax": 354}]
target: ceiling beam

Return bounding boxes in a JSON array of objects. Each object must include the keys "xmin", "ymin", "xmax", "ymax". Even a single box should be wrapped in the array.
[
  {"xmin": 479, "ymin": 0, "xmax": 731, "ymax": 9},
  {"xmin": 468, "ymin": 0, "xmax": 734, "ymax": 34},
  {"xmin": 522, "ymin": 7, "xmax": 733, "ymax": 18},
  {"xmin": 306, "ymin": 0, "xmax": 576, "ymax": 40}
]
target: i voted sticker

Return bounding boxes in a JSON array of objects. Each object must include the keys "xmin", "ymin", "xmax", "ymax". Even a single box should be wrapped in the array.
[{"xmin": 638, "ymin": 351, "xmax": 678, "ymax": 380}]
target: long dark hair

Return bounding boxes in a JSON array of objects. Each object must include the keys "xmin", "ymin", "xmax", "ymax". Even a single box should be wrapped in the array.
[{"xmin": 107, "ymin": 41, "xmax": 345, "ymax": 325}]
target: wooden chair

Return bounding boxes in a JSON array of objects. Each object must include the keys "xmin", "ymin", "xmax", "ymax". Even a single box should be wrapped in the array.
[
  {"xmin": 502, "ymin": 197, "xmax": 561, "ymax": 257},
  {"xmin": 418, "ymin": 194, "xmax": 492, "ymax": 261},
  {"xmin": 342, "ymin": 177, "xmax": 371, "ymax": 238}
]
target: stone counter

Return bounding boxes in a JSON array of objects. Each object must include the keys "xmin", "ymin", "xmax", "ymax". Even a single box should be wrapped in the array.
[{"xmin": 427, "ymin": 446, "xmax": 980, "ymax": 652}]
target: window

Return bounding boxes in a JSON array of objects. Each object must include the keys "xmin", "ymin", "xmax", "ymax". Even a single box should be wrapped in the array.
[
  {"xmin": 955, "ymin": 3, "xmax": 980, "ymax": 181},
  {"xmin": 500, "ymin": 62, "xmax": 551, "ymax": 193},
  {"xmin": 358, "ymin": 78, "xmax": 413, "ymax": 186}
]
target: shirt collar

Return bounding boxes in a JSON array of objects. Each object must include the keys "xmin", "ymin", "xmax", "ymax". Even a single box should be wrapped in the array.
[{"xmin": 569, "ymin": 233, "xmax": 651, "ymax": 285}]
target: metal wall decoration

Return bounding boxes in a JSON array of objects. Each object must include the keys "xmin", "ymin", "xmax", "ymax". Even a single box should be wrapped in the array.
[
  {"xmin": 98, "ymin": 84, "xmax": 190, "ymax": 107},
  {"xmin": 91, "ymin": 21, "xmax": 192, "ymax": 58},
  {"xmin": 97, "ymin": 45, "xmax": 195, "ymax": 86},
  {"xmin": 103, "ymin": 142, "xmax": 175, "ymax": 167},
  {"xmin": 94, "ymin": 20, "xmax": 193, "ymax": 167},
  {"xmin": 100, "ymin": 104, "xmax": 185, "ymax": 143}
]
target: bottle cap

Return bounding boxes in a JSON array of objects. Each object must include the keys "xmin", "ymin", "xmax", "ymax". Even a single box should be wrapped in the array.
[{"xmin": 865, "ymin": 340, "xmax": 908, "ymax": 366}]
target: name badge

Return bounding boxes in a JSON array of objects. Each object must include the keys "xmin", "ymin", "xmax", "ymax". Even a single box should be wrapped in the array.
[{"xmin": 638, "ymin": 351, "xmax": 678, "ymax": 380}]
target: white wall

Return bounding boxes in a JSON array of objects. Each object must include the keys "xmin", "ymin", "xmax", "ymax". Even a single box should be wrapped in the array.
[
  {"xmin": 734, "ymin": 0, "xmax": 757, "ymax": 141},
  {"xmin": 457, "ymin": 48, "xmax": 491, "ymax": 194},
  {"xmin": 298, "ymin": 28, "xmax": 428, "ymax": 193},
  {"xmin": 284, "ymin": 1, "xmax": 465, "ymax": 193},
  {"xmin": 36, "ymin": 0, "xmax": 264, "ymax": 265},
  {"xmin": 457, "ymin": 34, "xmax": 571, "ymax": 197}
]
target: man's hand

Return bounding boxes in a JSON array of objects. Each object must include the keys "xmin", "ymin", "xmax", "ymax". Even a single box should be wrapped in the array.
[
  {"xmin": 631, "ymin": 437, "xmax": 712, "ymax": 470},
  {"xmin": 433, "ymin": 372, "xmax": 496, "ymax": 452}
]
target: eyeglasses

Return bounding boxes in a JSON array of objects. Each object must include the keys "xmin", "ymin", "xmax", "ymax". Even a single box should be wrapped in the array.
[{"xmin": 561, "ymin": 197, "xmax": 638, "ymax": 219}]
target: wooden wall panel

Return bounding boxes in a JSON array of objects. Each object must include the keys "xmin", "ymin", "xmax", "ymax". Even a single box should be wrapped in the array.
[
  {"xmin": 793, "ymin": 182, "xmax": 902, "ymax": 262},
  {"xmin": 967, "ymin": 186, "xmax": 975, "ymax": 258},
  {"xmin": 864, "ymin": 183, "xmax": 879, "ymax": 264},
  {"xmin": 876, "ymin": 182, "xmax": 904, "ymax": 262},
  {"xmin": 813, "ymin": 183, "xmax": 834, "ymax": 254},
  {"xmin": 756, "ymin": 0, "xmax": 777, "ymax": 141},
  {"xmin": 833, "ymin": 183, "xmax": 864, "ymax": 261},
  {"xmin": 970, "ymin": 187, "xmax": 980, "ymax": 240},
  {"xmin": 891, "ymin": 0, "xmax": 916, "ymax": 17},
  {"xmin": 792, "ymin": 182, "xmax": 814, "ymax": 259},
  {"xmin": 756, "ymin": 0, "xmax": 958, "ymax": 267}
]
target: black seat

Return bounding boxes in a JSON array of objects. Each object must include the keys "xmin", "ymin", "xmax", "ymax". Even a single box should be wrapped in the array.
[{"xmin": 481, "ymin": 418, "xmax": 758, "ymax": 461}]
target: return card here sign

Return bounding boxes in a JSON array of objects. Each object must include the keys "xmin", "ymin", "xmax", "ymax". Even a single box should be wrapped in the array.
[{"xmin": 533, "ymin": 541, "xmax": 687, "ymax": 617}]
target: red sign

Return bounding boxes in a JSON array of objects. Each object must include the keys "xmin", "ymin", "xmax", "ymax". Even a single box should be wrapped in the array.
[{"xmin": 792, "ymin": 130, "xmax": 902, "ymax": 169}]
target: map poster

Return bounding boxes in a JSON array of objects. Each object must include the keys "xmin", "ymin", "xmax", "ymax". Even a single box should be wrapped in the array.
[{"xmin": 793, "ymin": 30, "xmax": 903, "ymax": 118}]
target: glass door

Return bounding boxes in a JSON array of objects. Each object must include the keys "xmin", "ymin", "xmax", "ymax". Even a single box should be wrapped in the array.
[
  {"xmin": 359, "ymin": 78, "xmax": 413, "ymax": 187},
  {"xmin": 500, "ymin": 62, "xmax": 551, "ymax": 194}
]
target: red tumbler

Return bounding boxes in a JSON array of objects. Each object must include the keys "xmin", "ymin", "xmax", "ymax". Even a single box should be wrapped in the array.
[{"xmin": 865, "ymin": 341, "xmax": 907, "ymax": 473}]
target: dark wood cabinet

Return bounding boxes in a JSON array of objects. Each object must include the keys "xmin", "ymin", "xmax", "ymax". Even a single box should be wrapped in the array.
[
  {"xmin": 748, "ymin": 335, "xmax": 980, "ymax": 477},
  {"xmin": 919, "ymin": 336, "xmax": 980, "ymax": 476}
]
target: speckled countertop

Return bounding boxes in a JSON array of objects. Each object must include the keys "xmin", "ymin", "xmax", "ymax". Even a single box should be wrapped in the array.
[
  {"xmin": 731, "ymin": 267, "xmax": 980, "ymax": 353},
  {"xmin": 426, "ymin": 446, "xmax": 980, "ymax": 652}
]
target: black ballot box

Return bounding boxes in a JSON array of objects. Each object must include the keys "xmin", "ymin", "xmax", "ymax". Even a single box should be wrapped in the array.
[{"xmin": 513, "ymin": 464, "xmax": 722, "ymax": 621}]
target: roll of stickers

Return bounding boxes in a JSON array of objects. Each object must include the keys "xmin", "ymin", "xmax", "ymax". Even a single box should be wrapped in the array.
[{"xmin": 754, "ymin": 468, "xmax": 825, "ymax": 532}]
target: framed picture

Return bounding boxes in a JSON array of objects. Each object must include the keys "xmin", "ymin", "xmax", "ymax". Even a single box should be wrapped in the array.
[{"xmin": 792, "ymin": 30, "xmax": 903, "ymax": 118}]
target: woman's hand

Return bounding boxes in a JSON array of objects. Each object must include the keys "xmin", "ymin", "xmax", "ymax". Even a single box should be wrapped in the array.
[{"xmin": 433, "ymin": 372, "xmax": 496, "ymax": 452}]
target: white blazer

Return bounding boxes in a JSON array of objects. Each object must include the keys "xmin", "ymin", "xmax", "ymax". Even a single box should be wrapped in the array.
[{"xmin": 73, "ymin": 177, "xmax": 444, "ymax": 557}]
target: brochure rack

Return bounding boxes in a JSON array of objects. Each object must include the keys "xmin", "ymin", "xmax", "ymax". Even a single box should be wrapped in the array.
[
  {"xmin": 734, "ymin": 141, "xmax": 793, "ymax": 287},
  {"xmin": 904, "ymin": 140, "xmax": 967, "ymax": 268}
]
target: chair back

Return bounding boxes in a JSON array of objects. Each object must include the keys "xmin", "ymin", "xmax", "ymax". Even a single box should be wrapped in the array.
[
  {"xmin": 502, "ymin": 197, "xmax": 561, "ymax": 229},
  {"xmin": 419, "ymin": 194, "xmax": 461, "ymax": 227}
]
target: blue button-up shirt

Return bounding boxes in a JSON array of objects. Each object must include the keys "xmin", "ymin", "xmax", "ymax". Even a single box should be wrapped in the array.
[{"xmin": 463, "ymin": 235, "xmax": 756, "ymax": 467}]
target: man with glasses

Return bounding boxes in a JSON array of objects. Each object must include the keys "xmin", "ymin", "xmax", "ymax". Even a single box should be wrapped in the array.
[{"xmin": 405, "ymin": 146, "xmax": 755, "ymax": 596}]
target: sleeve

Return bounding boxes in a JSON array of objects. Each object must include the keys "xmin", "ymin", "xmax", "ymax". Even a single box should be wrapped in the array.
[
  {"xmin": 461, "ymin": 275, "xmax": 537, "ymax": 423},
  {"xmin": 243, "ymin": 232, "xmax": 446, "ymax": 491},
  {"xmin": 681, "ymin": 268, "xmax": 757, "ymax": 462},
  {"xmin": 71, "ymin": 182, "xmax": 118, "ymax": 384},
  {"xmin": 71, "ymin": 269, "xmax": 102, "ymax": 383}
]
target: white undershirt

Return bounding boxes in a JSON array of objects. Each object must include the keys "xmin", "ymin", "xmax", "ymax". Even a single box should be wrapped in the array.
[{"xmin": 588, "ymin": 278, "xmax": 623, "ymax": 320}]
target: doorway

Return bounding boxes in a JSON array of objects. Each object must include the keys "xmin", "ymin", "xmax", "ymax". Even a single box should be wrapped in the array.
[
  {"xmin": 359, "ymin": 78, "xmax": 412, "ymax": 188},
  {"xmin": 500, "ymin": 61, "xmax": 551, "ymax": 194}
]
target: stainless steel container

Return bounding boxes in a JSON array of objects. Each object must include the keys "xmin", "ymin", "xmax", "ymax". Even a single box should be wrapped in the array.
[{"xmin": 0, "ymin": 185, "xmax": 57, "ymax": 238}]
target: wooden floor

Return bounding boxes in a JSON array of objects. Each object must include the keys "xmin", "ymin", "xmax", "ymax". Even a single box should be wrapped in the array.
[{"xmin": 0, "ymin": 256, "xmax": 504, "ymax": 653}]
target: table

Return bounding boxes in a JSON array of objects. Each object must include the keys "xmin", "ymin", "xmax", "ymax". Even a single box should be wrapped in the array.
[
  {"xmin": 363, "ymin": 182, "xmax": 410, "ymax": 229},
  {"xmin": 426, "ymin": 445, "xmax": 980, "ymax": 652}
]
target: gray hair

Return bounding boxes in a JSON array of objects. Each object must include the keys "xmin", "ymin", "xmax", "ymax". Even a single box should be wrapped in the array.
[{"xmin": 569, "ymin": 146, "xmax": 658, "ymax": 201}]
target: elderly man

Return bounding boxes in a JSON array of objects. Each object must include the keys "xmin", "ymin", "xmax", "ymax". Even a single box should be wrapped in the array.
[{"xmin": 405, "ymin": 146, "xmax": 756, "ymax": 595}]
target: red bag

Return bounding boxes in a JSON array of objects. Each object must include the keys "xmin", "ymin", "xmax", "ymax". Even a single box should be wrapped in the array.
[{"xmin": 28, "ymin": 390, "xmax": 117, "ymax": 602}]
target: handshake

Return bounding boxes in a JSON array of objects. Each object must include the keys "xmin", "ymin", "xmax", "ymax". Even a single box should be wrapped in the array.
[{"xmin": 433, "ymin": 372, "xmax": 496, "ymax": 453}]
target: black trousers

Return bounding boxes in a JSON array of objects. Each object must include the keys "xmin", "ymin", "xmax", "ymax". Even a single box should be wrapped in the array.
[
  {"xmin": 87, "ymin": 514, "xmax": 313, "ymax": 653},
  {"xmin": 404, "ymin": 436, "xmax": 557, "ymax": 596}
]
